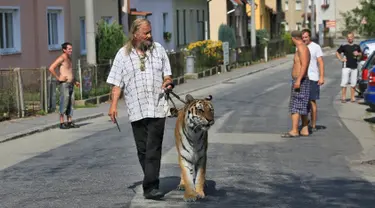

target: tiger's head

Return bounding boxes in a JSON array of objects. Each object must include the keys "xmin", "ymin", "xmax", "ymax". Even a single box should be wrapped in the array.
[{"xmin": 184, "ymin": 94, "xmax": 215, "ymax": 131}]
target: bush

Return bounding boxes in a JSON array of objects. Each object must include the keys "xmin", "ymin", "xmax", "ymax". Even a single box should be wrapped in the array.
[
  {"xmin": 218, "ymin": 24, "xmax": 237, "ymax": 49},
  {"xmin": 187, "ymin": 40, "xmax": 223, "ymax": 71},
  {"xmin": 282, "ymin": 32, "xmax": 295, "ymax": 54},
  {"xmin": 96, "ymin": 20, "xmax": 128, "ymax": 64},
  {"xmin": 256, "ymin": 29, "xmax": 270, "ymax": 46}
]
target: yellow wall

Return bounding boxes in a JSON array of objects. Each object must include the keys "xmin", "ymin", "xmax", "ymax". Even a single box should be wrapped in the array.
[
  {"xmin": 246, "ymin": 0, "xmax": 272, "ymax": 33},
  {"xmin": 209, "ymin": 0, "xmax": 227, "ymax": 41}
]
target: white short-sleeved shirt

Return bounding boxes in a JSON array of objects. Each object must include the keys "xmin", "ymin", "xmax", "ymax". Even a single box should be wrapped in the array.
[
  {"xmin": 106, "ymin": 42, "xmax": 172, "ymax": 122},
  {"xmin": 307, "ymin": 41, "xmax": 323, "ymax": 81}
]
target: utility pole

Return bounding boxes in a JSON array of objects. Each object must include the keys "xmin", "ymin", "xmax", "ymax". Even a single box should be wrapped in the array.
[
  {"xmin": 310, "ymin": 0, "xmax": 316, "ymax": 39},
  {"xmin": 85, "ymin": 0, "xmax": 97, "ymax": 65},
  {"xmin": 304, "ymin": 0, "xmax": 309, "ymax": 27},
  {"xmin": 251, "ymin": 0, "xmax": 256, "ymax": 48},
  {"xmin": 250, "ymin": 0, "xmax": 256, "ymax": 61}
]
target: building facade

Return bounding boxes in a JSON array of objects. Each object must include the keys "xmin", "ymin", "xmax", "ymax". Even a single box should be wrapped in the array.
[
  {"xmin": 0, "ymin": 0, "xmax": 71, "ymax": 69},
  {"xmin": 69, "ymin": 0, "xmax": 120, "ymax": 65}
]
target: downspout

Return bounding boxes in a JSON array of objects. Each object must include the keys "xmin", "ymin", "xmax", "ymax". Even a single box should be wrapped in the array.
[
  {"xmin": 118, "ymin": 0, "xmax": 122, "ymax": 25},
  {"xmin": 207, "ymin": 0, "xmax": 211, "ymax": 39}
]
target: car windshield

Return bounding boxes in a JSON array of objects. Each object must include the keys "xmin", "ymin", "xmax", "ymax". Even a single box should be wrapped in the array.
[{"xmin": 364, "ymin": 51, "xmax": 375, "ymax": 70}]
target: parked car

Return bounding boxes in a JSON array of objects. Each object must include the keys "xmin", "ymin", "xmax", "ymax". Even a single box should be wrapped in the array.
[
  {"xmin": 358, "ymin": 50, "xmax": 375, "ymax": 96},
  {"xmin": 358, "ymin": 42, "xmax": 375, "ymax": 71},
  {"xmin": 364, "ymin": 65, "xmax": 375, "ymax": 111}
]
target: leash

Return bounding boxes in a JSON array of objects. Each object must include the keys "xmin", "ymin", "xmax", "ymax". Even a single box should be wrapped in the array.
[{"xmin": 158, "ymin": 83, "xmax": 186, "ymax": 117}]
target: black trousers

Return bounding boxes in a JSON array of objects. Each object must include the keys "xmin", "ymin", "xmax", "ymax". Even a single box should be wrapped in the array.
[{"xmin": 131, "ymin": 117, "xmax": 166, "ymax": 193}]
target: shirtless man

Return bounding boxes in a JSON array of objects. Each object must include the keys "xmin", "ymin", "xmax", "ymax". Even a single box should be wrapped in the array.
[
  {"xmin": 281, "ymin": 30, "xmax": 311, "ymax": 138},
  {"xmin": 48, "ymin": 42, "xmax": 80, "ymax": 129}
]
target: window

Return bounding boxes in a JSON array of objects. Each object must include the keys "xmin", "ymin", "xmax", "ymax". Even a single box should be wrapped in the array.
[
  {"xmin": 284, "ymin": 1, "xmax": 288, "ymax": 10},
  {"xmin": 296, "ymin": 22, "xmax": 302, "ymax": 30},
  {"xmin": 322, "ymin": 0, "xmax": 330, "ymax": 5},
  {"xmin": 282, "ymin": 22, "xmax": 289, "ymax": 31},
  {"xmin": 47, "ymin": 8, "xmax": 64, "ymax": 50},
  {"xmin": 80, "ymin": 17, "xmax": 86, "ymax": 54},
  {"xmin": 102, "ymin": 16, "xmax": 113, "ymax": 24},
  {"xmin": 183, "ymin": 10, "xmax": 186, "ymax": 45},
  {"xmin": 176, "ymin": 10, "xmax": 180, "ymax": 46},
  {"xmin": 162, "ymin": 13, "xmax": 167, "ymax": 33},
  {"xmin": 295, "ymin": 0, "xmax": 302, "ymax": 10},
  {"xmin": 0, "ymin": 7, "xmax": 21, "ymax": 54}
]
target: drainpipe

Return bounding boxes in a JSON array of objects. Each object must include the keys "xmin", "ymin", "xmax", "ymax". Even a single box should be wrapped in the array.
[
  {"xmin": 118, "ymin": 0, "xmax": 122, "ymax": 25},
  {"xmin": 207, "ymin": 0, "xmax": 211, "ymax": 39}
]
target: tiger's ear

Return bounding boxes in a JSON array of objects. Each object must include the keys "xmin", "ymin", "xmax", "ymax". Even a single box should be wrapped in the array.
[
  {"xmin": 205, "ymin": 95, "xmax": 213, "ymax": 101},
  {"xmin": 185, "ymin": 94, "xmax": 195, "ymax": 103}
]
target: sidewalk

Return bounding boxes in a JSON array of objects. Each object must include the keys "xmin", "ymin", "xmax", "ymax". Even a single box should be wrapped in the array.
[
  {"xmin": 335, "ymin": 95, "xmax": 375, "ymax": 161},
  {"xmin": 0, "ymin": 55, "xmax": 296, "ymax": 143}
]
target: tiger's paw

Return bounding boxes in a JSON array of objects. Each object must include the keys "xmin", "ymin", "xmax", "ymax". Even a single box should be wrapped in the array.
[
  {"xmin": 183, "ymin": 193, "xmax": 198, "ymax": 202},
  {"xmin": 177, "ymin": 184, "xmax": 185, "ymax": 191},
  {"xmin": 196, "ymin": 190, "xmax": 205, "ymax": 199}
]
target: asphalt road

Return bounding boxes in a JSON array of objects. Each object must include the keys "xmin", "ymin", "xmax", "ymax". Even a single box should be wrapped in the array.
[{"xmin": 1, "ymin": 54, "xmax": 375, "ymax": 208}]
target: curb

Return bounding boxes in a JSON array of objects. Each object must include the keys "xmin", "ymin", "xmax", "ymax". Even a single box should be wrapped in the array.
[
  {"xmin": 0, "ymin": 113, "xmax": 104, "ymax": 143},
  {"xmin": 176, "ymin": 59, "xmax": 292, "ymax": 96}
]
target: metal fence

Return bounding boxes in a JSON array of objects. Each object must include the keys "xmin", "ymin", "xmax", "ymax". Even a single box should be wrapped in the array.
[
  {"xmin": 0, "ymin": 67, "xmax": 48, "ymax": 120},
  {"xmin": 76, "ymin": 60, "xmax": 112, "ymax": 101}
]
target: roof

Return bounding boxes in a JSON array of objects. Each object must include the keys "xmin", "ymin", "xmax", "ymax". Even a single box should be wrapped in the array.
[{"xmin": 129, "ymin": 9, "xmax": 152, "ymax": 16}]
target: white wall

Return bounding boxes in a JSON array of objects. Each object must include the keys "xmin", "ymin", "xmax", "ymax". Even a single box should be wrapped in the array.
[
  {"xmin": 130, "ymin": 0, "xmax": 174, "ymax": 50},
  {"xmin": 315, "ymin": 0, "xmax": 336, "ymax": 37}
]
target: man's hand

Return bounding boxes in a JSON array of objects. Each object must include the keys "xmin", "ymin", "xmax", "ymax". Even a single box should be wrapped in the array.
[
  {"xmin": 318, "ymin": 77, "xmax": 324, "ymax": 85},
  {"xmin": 341, "ymin": 58, "xmax": 347, "ymax": 62},
  {"xmin": 108, "ymin": 104, "xmax": 118, "ymax": 123},
  {"xmin": 58, "ymin": 76, "xmax": 68, "ymax": 82},
  {"xmin": 293, "ymin": 80, "xmax": 301, "ymax": 89},
  {"xmin": 353, "ymin": 51, "xmax": 359, "ymax": 56},
  {"xmin": 162, "ymin": 76, "xmax": 173, "ymax": 89}
]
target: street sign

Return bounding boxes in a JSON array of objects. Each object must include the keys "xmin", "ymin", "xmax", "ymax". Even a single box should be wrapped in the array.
[
  {"xmin": 325, "ymin": 20, "xmax": 336, "ymax": 28},
  {"xmin": 223, "ymin": 42, "xmax": 229, "ymax": 66}
]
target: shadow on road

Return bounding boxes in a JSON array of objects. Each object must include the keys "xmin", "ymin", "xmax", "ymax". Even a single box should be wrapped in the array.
[
  {"xmin": 364, "ymin": 117, "xmax": 375, "ymax": 124},
  {"xmin": 127, "ymin": 176, "xmax": 226, "ymax": 198},
  {"xmin": 126, "ymin": 173, "xmax": 375, "ymax": 208}
]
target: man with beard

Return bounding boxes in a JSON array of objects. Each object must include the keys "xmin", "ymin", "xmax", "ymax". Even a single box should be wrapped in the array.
[
  {"xmin": 336, "ymin": 32, "xmax": 361, "ymax": 103},
  {"xmin": 107, "ymin": 19, "xmax": 173, "ymax": 200}
]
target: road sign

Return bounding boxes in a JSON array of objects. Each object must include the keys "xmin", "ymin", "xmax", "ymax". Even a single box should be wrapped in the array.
[
  {"xmin": 325, "ymin": 20, "xmax": 336, "ymax": 28},
  {"xmin": 223, "ymin": 42, "xmax": 229, "ymax": 66}
]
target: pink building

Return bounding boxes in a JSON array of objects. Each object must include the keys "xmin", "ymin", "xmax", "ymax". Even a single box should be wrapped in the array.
[{"xmin": 0, "ymin": 0, "xmax": 71, "ymax": 69}]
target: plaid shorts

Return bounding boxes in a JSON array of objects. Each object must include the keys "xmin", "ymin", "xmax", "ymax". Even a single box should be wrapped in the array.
[{"xmin": 289, "ymin": 78, "xmax": 310, "ymax": 115}]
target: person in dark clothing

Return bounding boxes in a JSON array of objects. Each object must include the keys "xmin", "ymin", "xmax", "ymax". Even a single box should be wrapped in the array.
[{"xmin": 336, "ymin": 32, "xmax": 362, "ymax": 103}]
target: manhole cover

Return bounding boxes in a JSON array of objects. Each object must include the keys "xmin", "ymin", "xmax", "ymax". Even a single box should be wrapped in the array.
[{"xmin": 361, "ymin": 160, "xmax": 375, "ymax": 165}]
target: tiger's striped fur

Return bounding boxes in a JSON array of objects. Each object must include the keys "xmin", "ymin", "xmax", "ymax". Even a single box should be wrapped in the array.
[{"xmin": 174, "ymin": 94, "xmax": 214, "ymax": 202}]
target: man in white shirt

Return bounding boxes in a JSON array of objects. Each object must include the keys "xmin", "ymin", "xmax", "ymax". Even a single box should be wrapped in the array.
[
  {"xmin": 107, "ymin": 19, "xmax": 173, "ymax": 200},
  {"xmin": 302, "ymin": 29, "xmax": 325, "ymax": 132}
]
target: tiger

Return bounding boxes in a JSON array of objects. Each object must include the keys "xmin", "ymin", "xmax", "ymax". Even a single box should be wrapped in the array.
[{"xmin": 174, "ymin": 94, "xmax": 215, "ymax": 202}]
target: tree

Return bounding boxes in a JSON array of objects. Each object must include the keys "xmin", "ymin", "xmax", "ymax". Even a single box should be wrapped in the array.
[
  {"xmin": 341, "ymin": 0, "xmax": 375, "ymax": 37},
  {"xmin": 218, "ymin": 24, "xmax": 237, "ymax": 49},
  {"xmin": 96, "ymin": 20, "xmax": 128, "ymax": 64}
]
